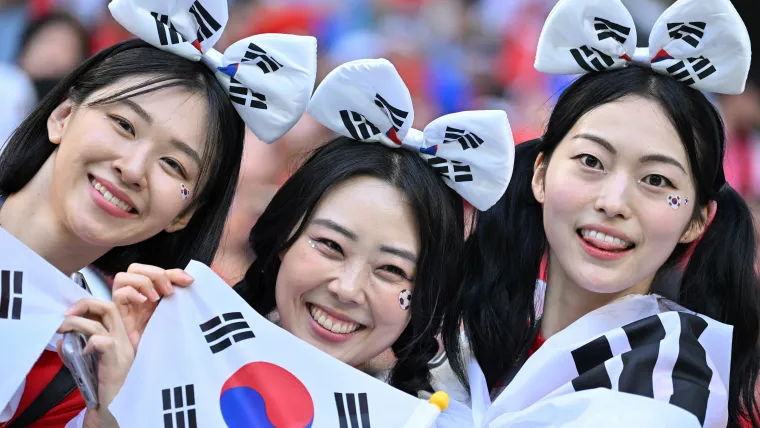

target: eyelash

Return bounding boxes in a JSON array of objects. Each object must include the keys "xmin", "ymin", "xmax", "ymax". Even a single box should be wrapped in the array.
[
  {"xmin": 310, "ymin": 238, "xmax": 412, "ymax": 281},
  {"xmin": 573, "ymin": 154, "xmax": 675, "ymax": 189},
  {"xmin": 163, "ymin": 158, "xmax": 188, "ymax": 179}
]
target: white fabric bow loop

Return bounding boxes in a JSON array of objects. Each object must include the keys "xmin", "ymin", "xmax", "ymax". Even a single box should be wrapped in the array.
[
  {"xmin": 109, "ymin": 0, "xmax": 318, "ymax": 143},
  {"xmin": 535, "ymin": 0, "xmax": 750, "ymax": 94},
  {"xmin": 308, "ymin": 58, "xmax": 515, "ymax": 211}
]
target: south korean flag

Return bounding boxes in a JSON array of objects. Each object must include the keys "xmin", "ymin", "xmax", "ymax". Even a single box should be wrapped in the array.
[{"xmin": 109, "ymin": 261, "xmax": 443, "ymax": 427}]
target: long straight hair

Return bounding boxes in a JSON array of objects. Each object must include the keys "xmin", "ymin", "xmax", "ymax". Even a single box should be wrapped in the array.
[
  {"xmin": 234, "ymin": 136, "xmax": 465, "ymax": 395},
  {"xmin": 444, "ymin": 67, "xmax": 760, "ymax": 427},
  {"xmin": 0, "ymin": 39, "xmax": 246, "ymax": 274}
]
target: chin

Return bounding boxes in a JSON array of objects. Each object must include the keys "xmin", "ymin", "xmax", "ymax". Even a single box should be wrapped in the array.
[{"xmin": 571, "ymin": 268, "xmax": 635, "ymax": 295}]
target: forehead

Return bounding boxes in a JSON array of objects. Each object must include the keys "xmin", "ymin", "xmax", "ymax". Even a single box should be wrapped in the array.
[
  {"xmin": 566, "ymin": 96, "xmax": 686, "ymax": 162},
  {"xmin": 313, "ymin": 176, "xmax": 420, "ymax": 247}
]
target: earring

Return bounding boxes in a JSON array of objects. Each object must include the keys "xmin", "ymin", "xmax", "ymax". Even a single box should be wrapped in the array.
[
  {"xmin": 399, "ymin": 289, "xmax": 412, "ymax": 310},
  {"xmin": 308, "ymin": 239, "xmax": 316, "ymax": 249}
]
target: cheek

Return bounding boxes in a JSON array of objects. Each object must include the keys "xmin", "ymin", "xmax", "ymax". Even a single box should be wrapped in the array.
[
  {"xmin": 368, "ymin": 289, "xmax": 412, "ymax": 338},
  {"xmin": 639, "ymin": 201, "xmax": 692, "ymax": 247},
  {"xmin": 275, "ymin": 245, "xmax": 327, "ymax": 306},
  {"xmin": 542, "ymin": 177, "xmax": 591, "ymax": 240}
]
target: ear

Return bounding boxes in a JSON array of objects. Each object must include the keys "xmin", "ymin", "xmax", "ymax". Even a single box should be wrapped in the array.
[
  {"xmin": 47, "ymin": 100, "xmax": 75, "ymax": 145},
  {"xmin": 165, "ymin": 210, "xmax": 196, "ymax": 234},
  {"xmin": 531, "ymin": 152, "xmax": 547, "ymax": 204},
  {"xmin": 679, "ymin": 200, "xmax": 716, "ymax": 244}
]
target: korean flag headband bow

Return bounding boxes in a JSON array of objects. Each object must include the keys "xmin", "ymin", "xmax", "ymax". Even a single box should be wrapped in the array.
[
  {"xmin": 108, "ymin": 0, "xmax": 317, "ymax": 143},
  {"xmin": 307, "ymin": 59, "xmax": 515, "ymax": 211},
  {"xmin": 535, "ymin": 0, "xmax": 751, "ymax": 94}
]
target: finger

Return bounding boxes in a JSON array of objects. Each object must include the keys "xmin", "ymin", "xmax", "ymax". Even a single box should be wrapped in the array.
[
  {"xmin": 126, "ymin": 264, "xmax": 175, "ymax": 296},
  {"xmin": 166, "ymin": 269, "xmax": 194, "ymax": 287},
  {"xmin": 83, "ymin": 334, "xmax": 117, "ymax": 356},
  {"xmin": 112, "ymin": 286, "xmax": 148, "ymax": 307},
  {"xmin": 113, "ymin": 272, "xmax": 160, "ymax": 302},
  {"xmin": 65, "ymin": 299, "xmax": 124, "ymax": 333},
  {"xmin": 58, "ymin": 315, "xmax": 109, "ymax": 337}
]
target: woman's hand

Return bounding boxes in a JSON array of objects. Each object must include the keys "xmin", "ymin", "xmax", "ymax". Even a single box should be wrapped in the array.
[{"xmin": 111, "ymin": 263, "xmax": 193, "ymax": 350}]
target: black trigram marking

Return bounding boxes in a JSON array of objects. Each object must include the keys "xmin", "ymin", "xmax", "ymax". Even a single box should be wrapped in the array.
[
  {"xmin": 0, "ymin": 270, "xmax": 22, "ymax": 320},
  {"xmin": 569, "ymin": 313, "xmax": 713, "ymax": 425},
  {"xmin": 335, "ymin": 392, "xmax": 371, "ymax": 428},
  {"xmin": 570, "ymin": 45, "xmax": 615, "ymax": 72},
  {"xmin": 199, "ymin": 312, "xmax": 255, "ymax": 354},
  {"xmin": 229, "ymin": 78, "xmax": 267, "ymax": 110},
  {"xmin": 340, "ymin": 110, "xmax": 381, "ymax": 140},
  {"xmin": 241, "ymin": 43, "xmax": 284, "ymax": 74},
  {"xmin": 188, "ymin": 0, "xmax": 221, "ymax": 43},
  {"xmin": 593, "ymin": 17, "xmax": 631, "ymax": 44},
  {"xmin": 373, "ymin": 94, "xmax": 408, "ymax": 133},
  {"xmin": 162, "ymin": 384, "xmax": 197, "ymax": 428},
  {"xmin": 151, "ymin": 12, "xmax": 186, "ymax": 46},
  {"xmin": 428, "ymin": 157, "xmax": 473, "ymax": 183},
  {"xmin": 665, "ymin": 56, "xmax": 716, "ymax": 86},
  {"xmin": 667, "ymin": 22, "xmax": 706, "ymax": 48},
  {"xmin": 443, "ymin": 126, "xmax": 484, "ymax": 150}
]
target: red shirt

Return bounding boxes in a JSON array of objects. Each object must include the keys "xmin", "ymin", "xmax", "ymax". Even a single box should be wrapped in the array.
[{"xmin": 1, "ymin": 351, "xmax": 85, "ymax": 428}]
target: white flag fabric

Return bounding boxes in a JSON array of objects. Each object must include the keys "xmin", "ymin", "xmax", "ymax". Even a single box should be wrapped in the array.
[
  {"xmin": 110, "ymin": 261, "xmax": 443, "ymax": 427},
  {"xmin": 0, "ymin": 228, "xmax": 90, "ymax": 419},
  {"xmin": 436, "ymin": 294, "xmax": 732, "ymax": 428},
  {"xmin": 534, "ymin": 0, "xmax": 751, "ymax": 94},
  {"xmin": 109, "ymin": 0, "xmax": 318, "ymax": 143}
]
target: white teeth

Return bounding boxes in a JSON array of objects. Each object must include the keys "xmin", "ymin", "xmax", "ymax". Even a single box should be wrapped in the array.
[
  {"xmin": 308, "ymin": 304, "xmax": 360, "ymax": 334},
  {"xmin": 90, "ymin": 178, "xmax": 133, "ymax": 213},
  {"xmin": 580, "ymin": 229, "xmax": 633, "ymax": 248}
]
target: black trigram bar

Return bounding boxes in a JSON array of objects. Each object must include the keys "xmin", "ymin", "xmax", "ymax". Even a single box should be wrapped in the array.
[
  {"xmin": 199, "ymin": 312, "xmax": 255, "ymax": 354},
  {"xmin": 427, "ymin": 158, "xmax": 473, "ymax": 182},
  {"xmin": 162, "ymin": 384, "xmax": 197, "ymax": 428},
  {"xmin": 335, "ymin": 392, "xmax": 371, "ymax": 428},
  {"xmin": 593, "ymin": 17, "xmax": 631, "ymax": 44},
  {"xmin": 667, "ymin": 22, "xmax": 706, "ymax": 48},
  {"xmin": 0, "ymin": 270, "xmax": 22, "ymax": 320},
  {"xmin": 570, "ymin": 45, "xmax": 615, "ymax": 72},
  {"xmin": 340, "ymin": 110, "xmax": 381, "ymax": 140},
  {"xmin": 229, "ymin": 78, "xmax": 267, "ymax": 110},
  {"xmin": 443, "ymin": 126, "xmax": 484, "ymax": 150},
  {"xmin": 151, "ymin": 12, "xmax": 185, "ymax": 46},
  {"xmin": 242, "ymin": 43, "xmax": 284, "ymax": 74},
  {"xmin": 373, "ymin": 94, "xmax": 408, "ymax": 132},
  {"xmin": 189, "ymin": 0, "xmax": 221, "ymax": 43},
  {"xmin": 665, "ymin": 56, "xmax": 716, "ymax": 86}
]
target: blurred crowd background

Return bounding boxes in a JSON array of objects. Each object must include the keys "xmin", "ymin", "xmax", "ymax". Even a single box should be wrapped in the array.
[{"xmin": 0, "ymin": 0, "xmax": 758, "ymax": 287}]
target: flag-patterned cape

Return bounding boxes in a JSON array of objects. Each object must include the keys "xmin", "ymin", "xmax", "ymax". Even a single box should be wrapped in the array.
[
  {"xmin": 435, "ymin": 294, "xmax": 732, "ymax": 428},
  {"xmin": 109, "ymin": 261, "xmax": 442, "ymax": 427}
]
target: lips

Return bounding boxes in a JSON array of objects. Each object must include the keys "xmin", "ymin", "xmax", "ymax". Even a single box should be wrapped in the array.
[
  {"xmin": 578, "ymin": 228, "xmax": 634, "ymax": 251},
  {"xmin": 308, "ymin": 303, "xmax": 364, "ymax": 334},
  {"xmin": 89, "ymin": 174, "xmax": 137, "ymax": 214}
]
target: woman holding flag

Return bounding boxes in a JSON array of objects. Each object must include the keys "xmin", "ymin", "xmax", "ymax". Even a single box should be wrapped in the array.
[
  {"xmin": 0, "ymin": 0, "xmax": 317, "ymax": 426},
  {"xmin": 439, "ymin": 0, "xmax": 760, "ymax": 427}
]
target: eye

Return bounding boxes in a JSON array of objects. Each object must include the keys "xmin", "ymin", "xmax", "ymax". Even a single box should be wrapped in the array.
[
  {"xmin": 109, "ymin": 115, "xmax": 135, "ymax": 136},
  {"xmin": 378, "ymin": 265, "xmax": 412, "ymax": 281},
  {"xmin": 162, "ymin": 158, "xmax": 188, "ymax": 178},
  {"xmin": 575, "ymin": 154, "xmax": 604, "ymax": 170},
  {"xmin": 640, "ymin": 174, "xmax": 674, "ymax": 188},
  {"xmin": 312, "ymin": 238, "xmax": 344, "ymax": 257}
]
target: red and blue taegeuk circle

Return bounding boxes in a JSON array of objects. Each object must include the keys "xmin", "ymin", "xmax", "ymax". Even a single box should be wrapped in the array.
[{"xmin": 220, "ymin": 362, "xmax": 314, "ymax": 428}]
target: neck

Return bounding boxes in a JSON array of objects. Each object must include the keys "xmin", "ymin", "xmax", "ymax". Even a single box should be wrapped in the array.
[
  {"xmin": 0, "ymin": 155, "xmax": 109, "ymax": 276},
  {"xmin": 541, "ymin": 250, "xmax": 653, "ymax": 338}
]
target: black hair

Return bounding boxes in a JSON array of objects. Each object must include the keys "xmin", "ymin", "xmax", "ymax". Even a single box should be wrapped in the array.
[
  {"xmin": 234, "ymin": 136, "xmax": 465, "ymax": 395},
  {"xmin": 0, "ymin": 39, "xmax": 246, "ymax": 274},
  {"xmin": 19, "ymin": 11, "xmax": 91, "ymax": 63},
  {"xmin": 444, "ymin": 66, "xmax": 760, "ymax": 427}
]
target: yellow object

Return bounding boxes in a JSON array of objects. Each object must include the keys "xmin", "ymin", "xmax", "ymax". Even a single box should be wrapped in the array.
[{"xmin": 429, "ymin": 391, "xmax": 450, "ymax": 411}]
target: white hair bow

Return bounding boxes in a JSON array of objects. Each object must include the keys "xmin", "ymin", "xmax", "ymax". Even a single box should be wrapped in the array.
[
  {"xmin": 108, "ymin": 0, "xmax": 317, "ymax": 143},
  {"xmin": 534, "ymin": 0, "xmax": 751, "ymax": 94},
  {"xmin": 307, "ymin": 58, "xmax": 515, "ymax": 211}
]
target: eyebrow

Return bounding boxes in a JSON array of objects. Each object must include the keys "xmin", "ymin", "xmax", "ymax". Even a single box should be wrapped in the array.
[
  {"xmin": 574, "ymin": 133, "xmax": 686, "ymax": 173},
  {"xmin": 118, "ymin": 99, "xmax": 202, "ymax": 167},
  {"xmin": 379, "ymin": 245, "xmax": 418, "ymax": 263},
  {"xmin": 312, "ymin": 219, "xmax": 358, "ymax": 241}
]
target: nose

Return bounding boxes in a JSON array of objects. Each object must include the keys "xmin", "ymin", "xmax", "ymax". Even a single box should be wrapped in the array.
[
  {"xmin": 593, "ymin": 172, "xmax": 633, "ymax": 219},
  {"xmin": 326, "ymin": 263, "xmax": 368, "ymax": 306},
  {"xmin": 111, "ymin": 144, "xmax": 149, "ymax": 190}
]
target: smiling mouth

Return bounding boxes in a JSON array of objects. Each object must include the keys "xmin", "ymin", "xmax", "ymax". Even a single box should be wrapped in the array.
[
  {"xmin": 577, "ymin": 228, "xmax": 635, "ymax": 252},
  {"xmin": 89, "ymin": 175, "xmax": 137, "ymax": 214},
  {"xmin": 307, "ymin": 303, "xmax": 365, "ymax": 334}
]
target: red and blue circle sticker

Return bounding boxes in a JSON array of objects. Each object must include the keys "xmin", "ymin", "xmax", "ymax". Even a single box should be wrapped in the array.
[{"xmin": 220, "ymin": 362, "xmax": 315, "ymax": 427}]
